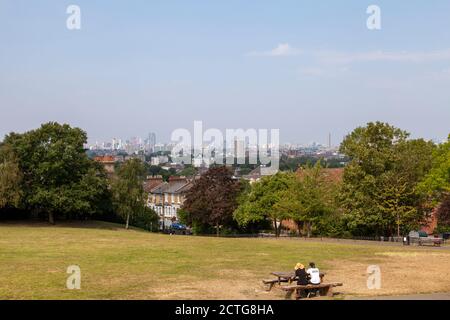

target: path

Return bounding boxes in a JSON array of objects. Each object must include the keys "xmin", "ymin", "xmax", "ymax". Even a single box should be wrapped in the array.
[{"xmin": 350, "ymin": 292, "xmax": 450, "ymax": 300}]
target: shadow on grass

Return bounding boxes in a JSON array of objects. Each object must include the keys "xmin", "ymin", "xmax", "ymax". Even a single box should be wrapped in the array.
[{"xmin": 0, "ymin": 219, "xmax": 142, "ymax": 232}]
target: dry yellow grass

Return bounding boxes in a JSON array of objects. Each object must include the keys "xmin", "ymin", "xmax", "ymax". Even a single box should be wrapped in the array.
[{"xmin": 0, "ymin": 221, "xmax": 449, "ymax": 300}]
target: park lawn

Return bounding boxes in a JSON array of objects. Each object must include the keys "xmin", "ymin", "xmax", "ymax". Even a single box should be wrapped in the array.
[{"xmin": 1, "ymin": 221, "xmax": 450, "ymax": 300}]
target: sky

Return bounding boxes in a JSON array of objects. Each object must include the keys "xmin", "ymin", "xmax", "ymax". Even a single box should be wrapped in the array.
[{"xmin": 1, "ymin": 0, "xmax": 449, "ymax": 145}]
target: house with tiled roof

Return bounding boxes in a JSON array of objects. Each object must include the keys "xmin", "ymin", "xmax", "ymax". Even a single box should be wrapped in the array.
[
  {"xmin": 144, "ymin": 176, "xmax": 164, "ymax": 193},
  {"xmin": 146, "ymin": 176, "xmax": 193, "ymax": 229},
  {"xmin": 94, "ymin": 155, "xmax": 115, "ymax": 177}
]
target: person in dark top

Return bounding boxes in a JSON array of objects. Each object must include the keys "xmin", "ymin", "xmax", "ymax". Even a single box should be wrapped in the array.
[{"xmin": 295, "ymin": 263, "xmax": 309, "ymax": 285}]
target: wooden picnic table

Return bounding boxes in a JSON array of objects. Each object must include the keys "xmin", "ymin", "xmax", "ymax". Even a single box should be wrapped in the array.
[
  {"xmin": 281, "ymin": 282, "xmax": 343, "ymax": 300},
  {"xmin": 263, "ymin": 271, "xmax": 341, "ymax": 299},
  {"xmin": 263, "ymin": 271, "xmax": 326, "ymax": 291}
]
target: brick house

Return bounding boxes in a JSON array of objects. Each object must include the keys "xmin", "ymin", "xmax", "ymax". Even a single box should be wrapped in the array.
[{"xmin": 145, "ymin": 176, "xmax": 193, "ymax": 229}]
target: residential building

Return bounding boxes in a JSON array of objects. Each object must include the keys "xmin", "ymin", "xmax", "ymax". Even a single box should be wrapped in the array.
[
  {"xmin": 151, "ymin": 155, "xmax": 169, "ymax": 166},
  {"xmin": 146, "ymin": 176, "xmax": 193, "ymax": 229},
  {"xmin": 94, "ymin": 155, "xmax": 115, "ymax": 177}
]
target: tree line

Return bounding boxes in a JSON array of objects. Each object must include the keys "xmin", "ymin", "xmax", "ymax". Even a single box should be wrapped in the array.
[
  {"xmin": 1, "ymin": 121, "xmax": 448, "ymax": 237},
  {"xmin": 181, "ymin": 122, "xmax": 449, "ymax": 237},
  {"xmin": 0, "ymin": 122, "xmax": 157, "ymax": 230}
]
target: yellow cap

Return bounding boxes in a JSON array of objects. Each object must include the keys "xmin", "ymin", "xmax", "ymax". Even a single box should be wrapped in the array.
[{"xmin": 295, "ymin": 263, "xmax": 304, "ymax": 270}]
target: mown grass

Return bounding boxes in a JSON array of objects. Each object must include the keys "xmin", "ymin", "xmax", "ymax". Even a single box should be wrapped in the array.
[{"xmin": 1, "ymin": 221, "xmax": 449, "ymax": 299}]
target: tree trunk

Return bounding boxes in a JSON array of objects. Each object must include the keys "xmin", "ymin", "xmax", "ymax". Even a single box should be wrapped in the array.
[
  {"xmin": 125, "ymin": 213, "xmax": 130, "ymax": 230},
  {"xmin": 296, "ymin": 221, "xmax": 302, "ymax": 237},
  {"xmin": 216, "ymin": 223, "xmax": 219, "ymax": 237},
  {"xmin": 307, "ymin": 222, "xmax": 312, "ymax": 238},
  {"xmin": 302, "ymin": 221, "xmax": 311, "ymax": 238},
  {"xmin": 273, "ymin": 219, "xmax": 279, "ymax": 237},
  {"xmin": 48, "ymin": 212, "xmax": 55, "ymax": 225}
]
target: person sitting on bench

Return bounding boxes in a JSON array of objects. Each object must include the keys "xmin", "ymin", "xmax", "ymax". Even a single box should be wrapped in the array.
[
  {"xmin": 295, "ymin": 263, "xmax": 308, "ymax": 285},
  {"xmin": 307, "ymin": 262, "xmax": 321, "ymax": 285}
]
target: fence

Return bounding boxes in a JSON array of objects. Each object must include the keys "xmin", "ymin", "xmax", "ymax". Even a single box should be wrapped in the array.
[{"xmin": 193, "ymin": 233, "xmax": 448, "ymax": 245}]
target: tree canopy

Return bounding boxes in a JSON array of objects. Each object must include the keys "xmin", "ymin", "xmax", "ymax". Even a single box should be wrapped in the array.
[
  {"xmin": 234, "ymin": 172, "xmax": 293, "ymax": 237},
  {"xmin": 0, "ymin": 144, "xmax": 23, "ymax": 209},
  {"xmin": 418, "ymin": 135, "xmax": 450, "ymax": 201},
  {"xmin": 182, "ymin": 166, "xmax": 241, "ymax": 236},
  {"xmin": 112, "ymin": 158, "xmax": 148, "ymax": 229},
  {"xmin": 2, "ymin": 122, "xmax": 110, "ymax": 223},
  {"xmin": 280, "ymin": 163, "xmax": 338, "ymax": 237},
  {"xmin": 339, "ymin": 122, "xmax": 436, "ymax": 236}
]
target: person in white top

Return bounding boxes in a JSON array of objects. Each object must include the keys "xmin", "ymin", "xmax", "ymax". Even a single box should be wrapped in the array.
[{"xmin": 306, "ymin": 262, "xmax": 321, "ymax": 285}]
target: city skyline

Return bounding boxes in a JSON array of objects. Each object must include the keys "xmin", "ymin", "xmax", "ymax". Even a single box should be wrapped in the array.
[{"xmin": 86, "ymin": 132, "xmax": 339, "ymax": 151}]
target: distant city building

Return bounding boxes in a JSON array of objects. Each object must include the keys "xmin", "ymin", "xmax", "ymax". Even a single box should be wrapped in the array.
[
  {"xmin": 148, "ymin": 132, "xmax": 156, "ymax": 152},
  {"xmin": 151, "ymin": 155, "xmax": 169, "ymax": 166}
]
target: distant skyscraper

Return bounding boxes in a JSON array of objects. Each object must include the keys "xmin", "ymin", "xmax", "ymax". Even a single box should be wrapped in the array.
[
  {"xmin": 148, "ymin": 132, "xmax": 156, "ymax": 147},
  {"xmin": 234, "ymin": 138, "xmax": 245, "ymax": 164}
]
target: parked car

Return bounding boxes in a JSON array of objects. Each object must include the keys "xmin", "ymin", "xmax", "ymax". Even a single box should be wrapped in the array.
[{"xmin": 166, "ymin": 223, "xmax": 191, "ymax": 235}]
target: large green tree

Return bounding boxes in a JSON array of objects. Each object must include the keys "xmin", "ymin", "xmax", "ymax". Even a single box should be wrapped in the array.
[
  {"xmin": 182, "ymin": 166, "xmax": 241, "ymax": 236},
  {"xmin": 276, "ymin": 163, "xmax": 338, "ymax": 237},
  {"xmin": 234, "ymin": 172, "xmax": 293, "ymax": 237},
  {"xmin": 0, "ymin": 144, "xmax": 23, "ymax": 209},
  {"xmin": 418, "ymin": 135, "xmax": 450, "ymax": 202},
  {"xmin": 3, "ymin": 122, "xmax": 110, "ymax": 223},
  {"xmin": 112, "ymin": 158, "xmax": 147, "ymax": 229},
  {"xmin": 417, "ymin": 135, "xmax": 450, "ymax": 230},
  {"xmin": 339, "ymin": 122, "xmax": 435, "ymax": 236}
]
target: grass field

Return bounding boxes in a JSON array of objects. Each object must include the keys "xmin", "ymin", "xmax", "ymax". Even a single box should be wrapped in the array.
[{"xmin": 1, "ymin": 221, "xmax": 450, "ymax": 300}]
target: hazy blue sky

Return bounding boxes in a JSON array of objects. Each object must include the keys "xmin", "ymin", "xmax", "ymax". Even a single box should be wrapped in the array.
[{"xmin": 1, "ymin": 0, "xmax": 449, "ymax": 145}]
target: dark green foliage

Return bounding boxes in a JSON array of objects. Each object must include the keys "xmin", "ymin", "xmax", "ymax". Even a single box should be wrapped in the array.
[
  {"xmin": 0, "ymin": 144, "xmax": 23, "ymax": 209},
  {"xmin": 418, "ymin": 135, "xmax": 450, "ymax": 204},
  {"xmin": 146, "ymin": 164, "xmax": 176, "ymax": 181},
  {"xmin": 234, "ymin": 172, "xmax": 294, "ymax": 237},
  {"xmin": 177, "ymin": 165, "xmax": 198, "ymax": 177},
  {"xmin": 279, "ymin": 155, "xmax": 347, "ymax": 172},
  {"xmin": 2, "ymin": 122, "xmax": 111, "ymax": 223},
  {"xmin": 130, "ymin": 206, "xmax": 159, "ymax": 232},
  {"xmin": 339, "ymin": 122, "xmax": 436, "ymax": 236}
]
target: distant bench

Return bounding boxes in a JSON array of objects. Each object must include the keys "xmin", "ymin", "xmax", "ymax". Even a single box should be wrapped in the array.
[{"xmin": 281, "ymin": 282, "xmax": 343, "ymax": 300}]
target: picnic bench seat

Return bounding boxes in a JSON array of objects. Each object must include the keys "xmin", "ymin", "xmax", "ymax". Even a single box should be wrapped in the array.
[
  {"xmin": 280, "ymin": 282, "xmax": 343, "ymax": 300},
  {"xmin": 262, "ymin": 278, "xmax": 290, "ymax": 291}
]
